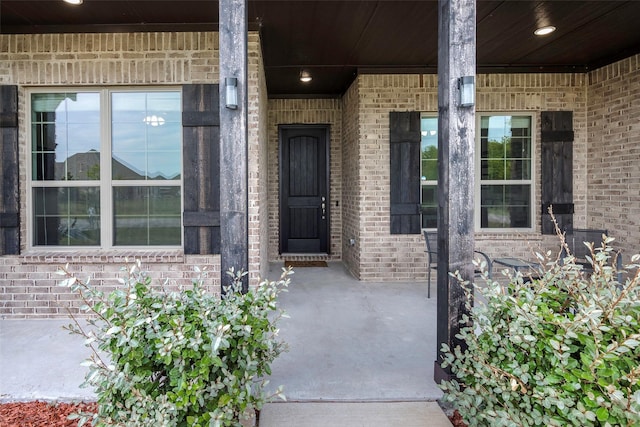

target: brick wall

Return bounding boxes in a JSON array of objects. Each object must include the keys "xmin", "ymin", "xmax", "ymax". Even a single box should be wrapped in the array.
[
  {"xmin": 266, "ymin": 99, "xmax": 343, "ymax": 262},
  {"xmin": 247, "ymin": 33, "xmax": 270, "ymax": 283},
  {"xmin": 0, "ymin": 32, "xmax": 268, "ymax": 318},
  {"xmin": 587, "ymin": 54, "xmax": 640, "ymax": 258},
  {"xmin": 352, "ymin": 72, "xmax": 588, "ymax": 281},
  {"xmin": 0, "ymin": 252, "xmax": 219, "ymax": 318},
  {"xmin": 341, "ymin": 80, "xmax": 361, "ymax": 277},
  {"xmin": 355, "ymin": 75, "xmax": 437, "ymax": 281}
]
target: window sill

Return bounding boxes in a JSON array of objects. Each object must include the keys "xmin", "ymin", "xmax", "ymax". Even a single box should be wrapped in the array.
[
  {"xmin": 475, "ymin": 231, "xmax": 542, "ymax": 241},
  {"xmin": 20, "ymin": 249, "xmax": 185, "ymax": 264}
]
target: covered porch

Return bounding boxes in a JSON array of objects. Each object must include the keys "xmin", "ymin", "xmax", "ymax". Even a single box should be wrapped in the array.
[
  {"xmin": 1, "ymin": 263, "xmax": 449, "ymax": 424},
  {"xmin": 0, "ymin": 263, "xmax": 441, "ymax": 402}
]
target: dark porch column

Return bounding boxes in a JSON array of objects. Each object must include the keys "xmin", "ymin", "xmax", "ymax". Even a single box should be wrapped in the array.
[
  {"xmin": 219, "ymin": 0, "xmax": 249, "ymax": 293},
  {"xmin": 435, "ymin": 0, "xmax": 476, "ymax": 383}
]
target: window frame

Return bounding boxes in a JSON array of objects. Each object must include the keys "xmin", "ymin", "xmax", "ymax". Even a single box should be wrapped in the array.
[
  {"xmin": 26, "ymin": 87, "xmax": 184, "ymax": 250},
  {"xmin": 420, "ymin": 113, "xmax": 438, "ymax": 230},
  {"xmin": 474, "ymin": 112, "xmax": 535, "ymax": 232},
  {"xmin": 418, "ymin": 111, "xmax": 536, "ymax": 232}
]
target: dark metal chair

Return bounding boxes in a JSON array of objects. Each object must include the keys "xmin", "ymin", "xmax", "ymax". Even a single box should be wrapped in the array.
[
  {"xmin": 563, "ymin": 228, "xmax": 623, "ymax": 282},
  {"xmin": 564, "ymin": 229, "xmax": 607, "ymax": 269},
  {"xmin": 423, "ymin": 230, "xmax": 492, "ymax": 298}
]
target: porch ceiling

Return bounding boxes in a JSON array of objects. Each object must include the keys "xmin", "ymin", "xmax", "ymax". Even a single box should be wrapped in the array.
[{"xmin": 2, "ymin": 1, "xmax": 640, "ymax": 98}]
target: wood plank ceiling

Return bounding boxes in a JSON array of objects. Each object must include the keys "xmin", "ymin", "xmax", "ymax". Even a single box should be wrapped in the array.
[{"xmin": 2, "ymin": 0, "xmax": 640, "ymax": 97}]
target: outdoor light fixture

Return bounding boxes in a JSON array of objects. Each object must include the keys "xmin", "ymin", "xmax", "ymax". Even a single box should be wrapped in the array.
[
  {"xmin": 458, "ymin": 76, "xmax": 475, "ymax": 107},
  {"xmin": 299, "ymin": 69, "xmax": 312, "ymax": 83},
  {"xmin": 63, "ymin": 0, "xmax": 83, "ymax": 5},
  {"xmin": 534, "ymin": 25, "xmax": 556, "ymax": 36},
  {"xmin": 225, "ymin": 77, "xmax": 238, "ymax": 110}
]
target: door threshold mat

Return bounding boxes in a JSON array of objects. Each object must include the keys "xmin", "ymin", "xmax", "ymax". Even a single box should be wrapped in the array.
[{"xmin": 284, "ymin": 260, "xmax": 328, "ymax": 268}]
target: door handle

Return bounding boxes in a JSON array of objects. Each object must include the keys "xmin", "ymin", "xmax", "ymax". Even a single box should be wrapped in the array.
[{"xmin": 321, "ymin": 196, "xmax": 326, "ymax": 220}]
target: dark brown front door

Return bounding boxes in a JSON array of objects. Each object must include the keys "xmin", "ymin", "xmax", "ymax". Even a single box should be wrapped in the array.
[{"xmin": 279, "ymin": 125, "xmax": 329, "ymax": 254}]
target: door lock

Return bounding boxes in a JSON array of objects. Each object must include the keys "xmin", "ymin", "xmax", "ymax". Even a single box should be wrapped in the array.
[{"xmin": 321, "ymin": 196, "xmax": 326, "ymax": 219}]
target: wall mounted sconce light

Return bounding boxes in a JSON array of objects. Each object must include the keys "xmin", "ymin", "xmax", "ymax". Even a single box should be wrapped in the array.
[
  {"xmin": 225, "ymin": 77, "xmax": 238, "ymax": 110},
  {"xmin": 458, "ymin": 76, "xmax": 475, "ymax": 107},
  {"xmin": 63, "ymin": 0, "xmax": 83, "ymax": 4},
  {"xmin": 299, "ymin": 69, "xmax": 312, "ymax": 83}
]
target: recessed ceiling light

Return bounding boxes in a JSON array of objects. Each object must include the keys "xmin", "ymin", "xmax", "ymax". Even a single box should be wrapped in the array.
[
  {"xmin": 299, "ymin": 69, "xmax": 312, "ymax": 83},
  {"xmin": 534, "ymin": 26, "xmax": 556, "ymax": 36},
  {"xmin": 64, "ymin": 0, "xmax": 83, "ymax": 4}
]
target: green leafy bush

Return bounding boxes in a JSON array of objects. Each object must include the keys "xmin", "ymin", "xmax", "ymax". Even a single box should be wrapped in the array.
[
  {"xmin": 58, "ymin": 261, "xmax": 289, "ymax": 427},
  {"xmin": 440, "ymin": 233, "xmax": 640, "ymax": 427}
]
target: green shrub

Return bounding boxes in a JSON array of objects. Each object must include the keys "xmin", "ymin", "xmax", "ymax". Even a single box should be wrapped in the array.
[
  {"xmin": 440, "ymin": 233, "xmax": 640, "ymax": 427},
  {"xmin": 58, "ymin": 261, "xmax": 289, "ymax": 427}
]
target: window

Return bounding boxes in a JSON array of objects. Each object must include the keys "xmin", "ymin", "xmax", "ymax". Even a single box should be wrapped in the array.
[
  {"xmin": 29, "ymin": 89, "xmax": 182, "ymax": 248},
  {"xmin": 477, "ymin": 115, "xmax": 533, "ymax": 229},
  {"xmin": 420, "ymin": 116, "xmax": 438, "ymax": 229},
  {"xmin": 418, "ymin": 113, "xmax": 534, "ymax": 231}
]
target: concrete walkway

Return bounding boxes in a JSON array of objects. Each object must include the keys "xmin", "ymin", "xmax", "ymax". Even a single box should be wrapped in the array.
[
  {"xmin": 0, "ymin": 262, "xmax": 451, "ymax": 426},
  {"xmin": 259, "ymin": 401, "xmax": 451, "ymax": 426}
]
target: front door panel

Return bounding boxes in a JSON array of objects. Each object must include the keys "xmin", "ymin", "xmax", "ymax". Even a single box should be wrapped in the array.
[{"xmin": 279, "ymin": 126, "xmax": 329, "ymax": 254}]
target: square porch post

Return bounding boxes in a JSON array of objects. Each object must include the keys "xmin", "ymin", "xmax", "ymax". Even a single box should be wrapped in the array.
[
  {"xmin": 219, "ymin": 0, "xmax": 249, "ymax": 293},
  {"xmin": 435, "ymin": 0, "xmax": 476, "ymax": 383}
]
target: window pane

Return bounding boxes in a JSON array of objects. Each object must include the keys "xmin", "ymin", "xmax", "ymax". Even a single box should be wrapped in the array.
[
  {"xmin": 480, "ymin": 115, "xmax": 532, "ymax": 179},
  {"xmin": 505, "ymin": 160, "xmax": 531, "ymax": 180},
  {"xmin": 480, "ymin": 115, "xmax": 532, "ymax": 229},
  {"xmin": 421, "ymin": 185, "xmax": 437, "ymax": 229},
  {"xmin": 480, "ymin": 184, "xmax": 531, "ymax": 228},
  {"xmin": 487, "ymin": 137, "xmax": 506, "ymax": 159},
  {"xmin": 148, "ymin": 150, "xmax": 181, "ymax": 180},
  {"xmin": 111, "ymin": 92, "xmax": 147, "ymax": 123},
  {"xmin": 481, "ymin": 159, "xmax": 505, "ymax": 180},
  {"xmin": 421, "ymin": 117, "xmax": 438, "ymax": 228},
  {"xmin": 111, "ymin": 92, "xmax": 182, "ymax": 181},
  {"xmin": 111, "ymin": 122, "xmax": 144, "ymax": 153},
  {"xmin": 31, "ymin": 93, "xmax": 100, "ymax": 181},
  {"xmin": 112, "ymin": 148, "xmax": 147, "ymax": 180},
  {"xmin": 33, "ymin": 187, "xmax": 100, "ymax": 246},
  {"xmin": 420, "ymin": 117, "xmax": 438, "ymax": 181},
  {"xmin": 113, "ymin": 186, "xmax": 181, "ymax": 246}
]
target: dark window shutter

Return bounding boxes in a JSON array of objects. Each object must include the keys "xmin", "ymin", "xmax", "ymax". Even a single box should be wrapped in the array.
[
  {"xmin": 182, "ymin": 84, "xmax": 221, "ymax": 254},
  {"xmin": 541, "ymin": 111, "xmax": 574, "ymax": 234},
  {"xmin": 389, "ymin": 111, "xmax": 421, "ymax": 234},
  {"xmin": 0, "ymin": 85, "xmax": 20, "ymax": 255}
]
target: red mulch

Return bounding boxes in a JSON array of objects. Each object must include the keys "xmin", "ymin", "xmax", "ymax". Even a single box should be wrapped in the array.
[
  {"xmin": 449, "ymin": 409, "xmax": 468, "ymax": 427},
  {"xmin": 0, "ymin": 401, "xmax": 97, "ymax": 427},
  {"xmin": 1, "ymin": 401, "xmax": 468, "ymax": 426}
]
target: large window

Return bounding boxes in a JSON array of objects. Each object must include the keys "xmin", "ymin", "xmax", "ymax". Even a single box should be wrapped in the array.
[
  {"xmin": 29, "ymin": 89, "xmax": 182, "ymax": 248},
  {"xmin": 419, "ymin": 113, "xmax": 534, "ymax": 230},
  {"xmin": 477, "ymin": 115, "xmax": 533, "ymax": 229}
]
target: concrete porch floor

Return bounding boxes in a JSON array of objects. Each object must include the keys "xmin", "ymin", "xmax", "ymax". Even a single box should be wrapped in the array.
[
  {"xmin": 0, "ymin": 261, "xmax": 449, "ymax": 426},
  {"xmin": 265, "ymin": 261, "xmax": 441, "ymax": 402}
]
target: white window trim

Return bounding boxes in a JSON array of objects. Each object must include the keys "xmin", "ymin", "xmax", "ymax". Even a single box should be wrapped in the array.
[
  {"xmin": 26, "ymin": 87, "xmax": 184, "ymax": 250},
  {"xmin": 420, "ymin": 113, "xmax": 438, "ymax": 230},
  {"xmin": 474, "ymin": 112, "xmax": 536, "ymax": 232}
]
